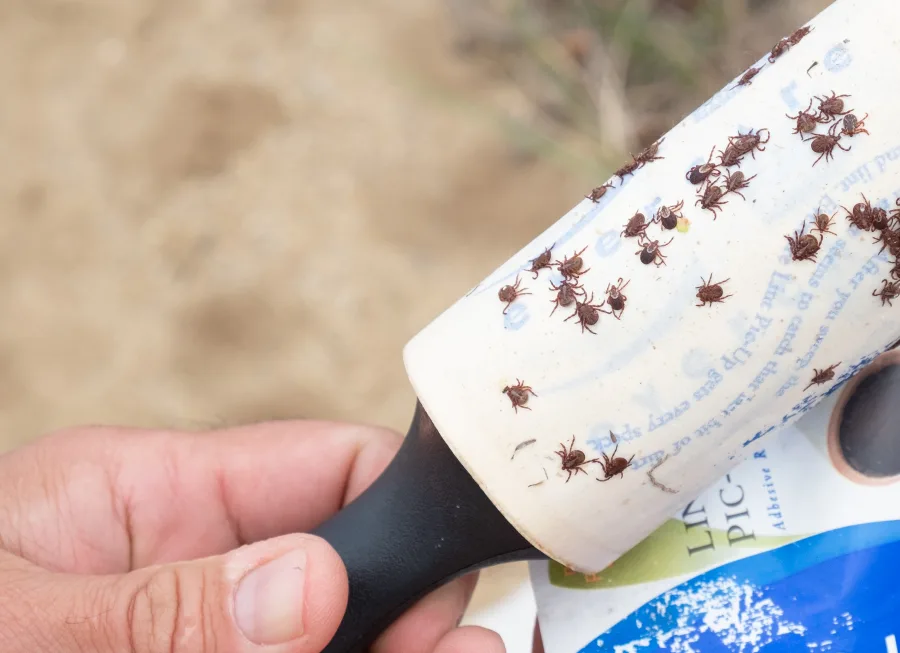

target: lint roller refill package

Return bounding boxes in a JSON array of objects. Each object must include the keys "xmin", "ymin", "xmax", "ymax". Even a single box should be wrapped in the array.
[{"xmin": 403, "ymin": 0, "xmax": 900, "ymax": 574}]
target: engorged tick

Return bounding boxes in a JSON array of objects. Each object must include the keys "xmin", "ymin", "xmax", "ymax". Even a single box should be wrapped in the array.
[
  {"xmin": 502, "ymin": 379, "xmax": 537, "ymax": 413},
  {"xmin": 595, "ymin": 440, "xmax": 634, "ymax": 482},
  {"xmin": 604, "ymin": 277, "xmax": 630, "ymax": 319},
  {"xmin": 498, "ymin": 275, "xmax": 531, "ymax": 314},
  {"xmin": 806, "ymin": 122, "xmax": 850, "ymax": 167},
  {"xmin": 555, "ymin": 436, "xmax": 600, "ymax": 482},
  {"xmin": 695, "ymin": 274, "xmax": 732, "ymax": 307},
  {"xmin": 816, "ymin": 91, "xmax": 852, "ymax": 120},
  {"xmin": 696, "ymin": 183, "xmax": 727, "ymax": 219},
  {"xmin": 812, "ymin": 209, "xmax": 836, "ymax": 236},
  {"xmin": 768, "ymin": 37, "xmax": 792, "ymax": 62},
  {"xmin": 686, "ymin": 147, "xmax": 720, "ymax": 185},
  {"xmin": 621, "ymin": 211, "xmax": 650, "ymax": 239},
  {"xmin": 874, "ymin": 279, "xmax": 900, "ymax": 306},
  {"xmin": 564, "ymin": 292, "xmax": 608, "ymax": 334},
  {"xmin": 554, "ymin": 246, "xmax": 590, "ymax": 280},
  {"xmin": 723, "ymin": 170, "xmax": 756, "ymax": 200},
  {"xmin": 549, "ymin": 279, "xmax": 584, "ymax": 316},
  {"xmin": 586, "ymin": 183, "xmax": 614, "ymax": 203},
  {"xmin": 785, "ymin": 223, "xmax": 822, "ymax": 262},
  {"xmin": 636, "ymin": 235, "xmax": 673, "ymax": 267},
  {"xmin": 787, "ymin": 100, "xmax": 826, "ymax": 136},
  {"xmin": 654, "ymin": 200, "xmax": 684, "ymax": 230},
  {"xmin": 803, "ymin": 363, "xmax": 841, "ymax": 391},
  {"xmin": 527, "ymin": 245, "xmax": 555, "ymax": 279},
  {"xmin": 731, "ymin": 65, "xmax": 763, "ymax": 89},
  {"xmin": 841, "ymin": 113, "xmax": 869, "ymax": 137}
]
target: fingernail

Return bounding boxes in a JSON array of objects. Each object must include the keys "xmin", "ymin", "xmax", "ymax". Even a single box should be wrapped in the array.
[{"xmin": 234, "ymin": 547, "xmax": 307, "ymax": 645}]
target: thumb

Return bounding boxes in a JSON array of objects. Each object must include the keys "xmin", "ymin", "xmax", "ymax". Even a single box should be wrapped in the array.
[{"xmin": 0, "ymin": 534, "xmax": 348, "ymax": 653}]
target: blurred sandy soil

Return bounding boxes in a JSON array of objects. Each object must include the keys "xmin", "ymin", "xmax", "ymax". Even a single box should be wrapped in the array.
[{"xmin": 0, "ymin": 0, "xmax": 830, "ymax": 627}]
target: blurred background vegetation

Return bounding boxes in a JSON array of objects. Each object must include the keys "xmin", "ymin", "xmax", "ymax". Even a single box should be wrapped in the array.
[{"xmin": 0, "ymin": 0, "xmax": 829, "ymax": 628}]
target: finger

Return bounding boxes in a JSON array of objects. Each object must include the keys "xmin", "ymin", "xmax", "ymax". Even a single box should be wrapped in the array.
[
  {"xmin": 0, "ymin": 533, "xmax": 347, "ymax": 653},
  {"xmin": 372, "ymin": 573, "xmax": 479, "ymax": 653},
  {"xmin": 432, "ymin": 626, "xmax": 506, "ymax": 653},
  {"xmin": 0, "ymin": 421, "xmax": 402, "ymax": 572}
]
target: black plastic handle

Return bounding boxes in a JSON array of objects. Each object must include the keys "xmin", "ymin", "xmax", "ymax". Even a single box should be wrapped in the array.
[{"xmin": 312, "ymin": 402, "xmax": 544, "ymax": 653}]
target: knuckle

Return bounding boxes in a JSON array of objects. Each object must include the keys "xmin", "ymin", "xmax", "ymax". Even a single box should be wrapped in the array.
[{"xmin": 125, "ymin": 566, "xmax": 217, "ymax": 653}]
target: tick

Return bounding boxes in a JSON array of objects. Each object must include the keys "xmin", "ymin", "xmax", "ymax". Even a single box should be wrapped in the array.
[
  {"xmin": 875, "ymin": 228, "xmax": 900, "ymax": 258},
  {"xmin": 787, "ymin": 100, "xmax": 825, "ymax": 136},
  {"xmin": 586, "ymin": 183, "xmax": 614, "ymax": 203},
  {"xmin": 723, "ymin": 170, "xmax": 756, "ymax": 200},
  {"xmin": 555, "ymin": 436, "xmax": 600, "ymax": 482},
  {"xmin": 729, "ymin": 128, "xmax": 770, "ymax": 158},
  {"xmin": 654, "ymin": 200, "xmax": 684, "ymax": 231},
  {"xmin": 615, "ymin": 159, "xmax": 640, "ymax": 181},
  {"xmin": 526, "ymin": 245, "xmax": 554, "ymax": 279},
  {"xmin": 498, "ymin": 275, "xmax": 531, "ymax": 314},
  {"xmin": 804, "ymin": 363, "xmax": 841, "ymax": 391},
  {"xmin": 564, "ymin": 292, "xmax": 608, "ymax": 334},
  {"xmin": 549, "ymin": 279, "xmax": 584, "ymax": 316},
  {"xmin": 621, "ymin": 211, "xmax": 650, "ymax": 239},
  {"xmin": 788, "ymin": 25, "xmax": 813, "ymax": 45},
  {"xmin": 696, "ymin": 275, "xmax": 732, "ymax": 307},
  {"xmin": 785, "ymin": 223, "xmax": 822, "ymax": 262},
  {"xmin": 555, "ymin": 246, "xmax": 590, "ymax": 280},
  {"xmin": 636, "ymin": 235, "xmax": 673, "ymax": 267},
  {"xmin": 816, "ymin": 91, "xmax": 852, "ymax": 120},
  {"xmin": 718, "ymin": 143, "xmax": 744, "ymax": 168},
  {"xmin": 686, "ymin": 147, "xmax": 720, "ymax": 185},
  {"xmin": 768, "ymin": 37, "xmax": 791, "ymax": 62},
  {"xmin": 806, "ymin": 122, "xmax": 849, "ymax": 167},
  {"xmin": 604, "ymin": 277, "xmax": 630, "ymax": 319},
  {"xmin": 874, "ymin": 279, "xmax": 900, "ymax": 306},
  {"xmin": 841, "ymin": 113, "xmax": 869, "ymax": 137},
  {"xmin": 812, "ymin": 209, "xmax": 836, "ymax": 236},
  {"xmin": 731, "ymin": 65, "xmax": 763, "ymax": 89},
  {"xmin": 595, "ymin": 441, "xmax": 634, "ymax": 482},
  {"xmin": 696, "ymin": 183, "xmax": 727, "ymax": 219},
  {"xmin": 635, "ymin": 138, "xmax": 664, "ymax": 167},
  {"xmin": 502, "ymin": 379, "xmax": 537, "ymax": 413},
  {"xmin": 842, "ymin": 194, "xmax": 876, "ymax": 231}
]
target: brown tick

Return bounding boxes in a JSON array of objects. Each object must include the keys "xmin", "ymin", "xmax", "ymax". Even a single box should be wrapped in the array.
[
  {"xmin": 731, "ymin": 66, "xmax": 763, "ymax": 89},
  {"xmin": 555, "ymin": 436, "xmax": 600, "ymax": 482},
  {"xmin": 549, "ymin": 279, "xmax": 584, "ymax": 317},
  {"xmin": 586, "ymin": 183, "xmax": 614, "ymax": 203},
  {"xmin": 654, "ymin": 200, "xmax": 684, "ymax": 230},
  {"xmin": 729, "ymin": 128, "xmax": 770, "ymax": 158},
  {"xmin": 564, "ymin": 292, "xmax": 608, "ymax": 334},
  {"xmin": 812, "ymin": 209, "xmax": 836, "ymax": 236},
  {"xmin": 841, "ymin": 113, "xmax": 869, "ymax": 137},
  {"xmin": 686, "ymin": 147, "xmax": 721, "ymax": 185},
  {"xmin": 696, "ymin": 275, "xmax": 732, "ymax": 307},
  {"xmin": 498, "ymin": 275, "xmax": 531, "ymax": 314},
  {"xmin": 526, "ymin": 245, "xmax": 554, "ymax": 279},
  {"xmin": 816, "ymin": 91, "xmax": 852, "ymax": 120},
  {"xmin": 718, "ymin": 143, "xmax": 744, "ymax": 168},
  {"xmin": 842, "ymin": 194, "xmax": 876, "ymax": 231},
  {"xmin": 787, "ymin": 100, "xmax": 826, "ymax": 136},
  {"xmin": 723, "ymin": 170, "xmax": 756, "ymax": 200},
  {"xmin": 806, "ymin": 122, "xmax": 849, "ymax": 167},
  {"xmin": 554, "ymin": 246, "xmax": 590, "ymax": 281},
  {"xmin": 636, "ymin": 235, "xmax": 673, "ymax": 267},
  {"xmin": 874, "ymin": 279, "xmax": 900, "ymax": 306},
  {"xmin": 768, "ymin": 37, "xmax": 792, "ymax": 62},
  {"xmin": 595, "ymin": 441, "xmax": 634, "ymax": 482},
  {"xmin": 615, "ymin": 159, "xmax": 640, "ymax": 181},
  {"xmin": 803, "ymin": 363, "xmax": 841, "ymax": 391},
  {"xmin": 604, "ymin": 277, "xmax": 630, "ymax": 320},
  {"xmin": 621, "ymin": 211, "xmax": 651, "ymax": 239},
  {"xmin": 635, "ymin": 138, "xmax": 664, "ymax": 167},
  {"xmin": 502, "ymin": 379, "xmax": 537, "ymax": 413},
  {"xmin": 788, "ymin": 26, "xmax": 813, "ymax": 45},
  {"xmin": 785, "ymin": 223, "xmax": 823, "ymax": 262},
  {"xmin": 874, "ymin": 228, "xmax": 900, "ymax": 258},
  {"xmin": 696, "ymin": 183, "xmax": 727, "ymax": 219}
]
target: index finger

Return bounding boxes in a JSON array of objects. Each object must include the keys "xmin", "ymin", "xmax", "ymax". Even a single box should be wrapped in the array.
[{"xmin": 0, "ymin": 419, "xmax": 403, "ymax": 572}]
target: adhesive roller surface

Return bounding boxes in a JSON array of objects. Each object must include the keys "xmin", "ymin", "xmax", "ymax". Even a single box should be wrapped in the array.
[{"xmin": 403, "ymin": 0, "xmax": 900, "ymax": 573}]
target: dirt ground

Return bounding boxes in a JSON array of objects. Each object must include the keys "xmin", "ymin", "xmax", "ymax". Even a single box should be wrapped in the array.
[{"xmin": 0, "ymin": 0, "xmax": 830, "ymax": 626}]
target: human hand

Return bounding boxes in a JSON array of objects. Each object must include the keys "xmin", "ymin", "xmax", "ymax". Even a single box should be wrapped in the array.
[{"xmin": 0, "ymin": 420, "xmax": 504, "ymax": 653}]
